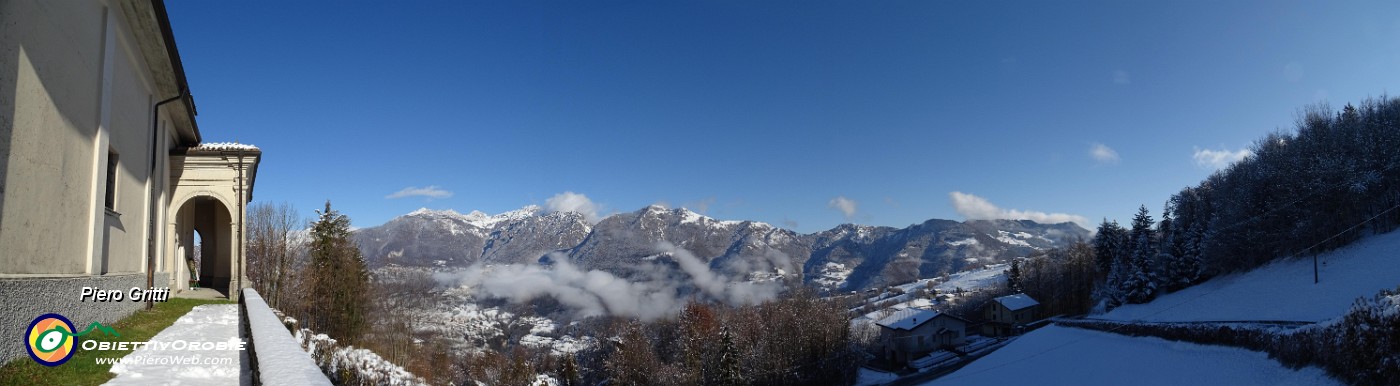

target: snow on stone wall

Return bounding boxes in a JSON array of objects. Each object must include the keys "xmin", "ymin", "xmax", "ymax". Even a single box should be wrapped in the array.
[{"xmin": 241, "ymin": 289, "xmax": 333, "ymax": 386}]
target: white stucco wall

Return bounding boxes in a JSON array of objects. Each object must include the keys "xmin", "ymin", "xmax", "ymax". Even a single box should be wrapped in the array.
[
  {"xmin": 0, "ymin": 0, "xmax": 239, "ymax": 367},
  {"xmin": 0, "ymin": 0, "xmax": 107, "ymax": 274},
  {"xmin": 1, "ymin": 0, "xmax": 186, "ymax": 276}
]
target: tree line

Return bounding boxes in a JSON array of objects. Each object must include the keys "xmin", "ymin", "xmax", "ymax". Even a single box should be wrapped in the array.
[
  {"xmin": 1003, "ymin": 96, "xmax": 1400, "ymax": 315},
  {"xmin": 1094, "ymin": 96, "xmax": 1400, "ymax": 309}
]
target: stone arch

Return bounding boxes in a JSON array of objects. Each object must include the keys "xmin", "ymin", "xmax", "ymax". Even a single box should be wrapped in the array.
[
  {"xmin": 170, "ymin": 189, "xmax": 236, "ymax": 217},
  {"xmin": 165, "ymin": 150, "xmax": 258, "ymax": 301},
  {"xmin": 170, "ymin": 195, "xmax": 237, "ymax": 297}
]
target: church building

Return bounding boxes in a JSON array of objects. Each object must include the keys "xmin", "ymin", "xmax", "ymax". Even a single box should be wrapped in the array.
[{"xmin": 0, "ymin": 0, "xmax": 259, "ymax": 365}]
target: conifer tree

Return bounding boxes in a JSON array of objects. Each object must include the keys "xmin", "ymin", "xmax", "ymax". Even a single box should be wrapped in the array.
[
  {"xmin": 716, "ymin": 326, "xmax": 744, "ymax": 386},
  {"xmin": 1093, "ymin": 219, "xmax": 1128, "ymax": 278},
  {"xmin": 1007, "ymin": 258, "xmax": 1024, "ymax": 293},
  {"xmin": 1120, "ymin": 205, "xmax": 1160, "ymax": 304},
  {"xmin": 1095, "ymin": 219, "xmax": 1131, "ymax": 307},
  {"xmin": 306, "ymin": 200, "xmax": 370, "ymax": 344},
  {"xmin": 558, "ymin": 354, "xmax": 581, "ymax": 386}
]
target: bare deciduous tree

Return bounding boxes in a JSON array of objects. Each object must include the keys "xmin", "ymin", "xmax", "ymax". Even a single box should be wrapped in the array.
[{"xmin": 247, "ymin": 201, "xmax": 303, "ymax": 309}]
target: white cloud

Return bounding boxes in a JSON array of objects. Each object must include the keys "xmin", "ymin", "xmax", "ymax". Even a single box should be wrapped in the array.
[
  {"xmin": 432, "ymin": 243, "xmax": 786, "ymax": 321},
  {"xmin": 385, "ymin": 185, "xmax": 453, "ymax": 200},
  {"xmin": 828, "ymin": 196, "xmax": 858, "ymax": 219},
  {"xmin": 1113, "ymin": 70, "xmax": 1131, "ymax": 85},
  {"xmin": 1193, "ymin": 146, "xmax": 1253, "ymax": 170},
  {"xmin": 1089, "ymin": 142, "xmax": 1120, "ymax": 164},
  {"xmin": 948, "ymin": 191, "xmax": 1089, "ymax": 228},
  {"xmin": 545, "ymin": 191, "xmax": 603, "ymax": 223},
  {"xmin": 432, "ymin": 254, "xmax": 681, "ymax": 321}
]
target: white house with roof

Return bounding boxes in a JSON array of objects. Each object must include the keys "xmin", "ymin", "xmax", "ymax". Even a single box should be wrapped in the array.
[
  {"xmin": 870, "ymin": 308, "xmax": 969, "ymax": 366},
  {"xmin": 982, "ymin": 293, "xmax": 1040, "ymax": 337}
]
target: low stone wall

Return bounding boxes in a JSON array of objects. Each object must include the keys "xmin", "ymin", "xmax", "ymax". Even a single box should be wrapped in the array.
[
  {"xmin": 239, "ymin": 288, "xmax": 331, "ymax": 386},
  {"xmin": 0, "ymin": 272, "xmax": 167, "ymax": 365}
]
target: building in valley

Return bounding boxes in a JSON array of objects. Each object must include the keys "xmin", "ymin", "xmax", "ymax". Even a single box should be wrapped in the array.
[
  {"xmin": 981, "ymin": 293, "xmax": 1040, "ymax": 337},
  {"xmin": 872, "ymin": 308, "xmax": 969, "ymax": 365}
]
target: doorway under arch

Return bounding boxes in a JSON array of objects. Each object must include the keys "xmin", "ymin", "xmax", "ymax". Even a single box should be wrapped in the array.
[{"xmin": 172, "ymin": 196, "xmax": 234, "ymax": 297}]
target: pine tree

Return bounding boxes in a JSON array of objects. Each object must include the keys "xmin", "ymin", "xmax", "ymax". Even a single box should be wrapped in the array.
[
  {"xmin": 558, "ymin": 354, "xmax": 581, "ymax": 386},
  {"xmin": 1158, "ymin": 203, "xmax": 1188, "ymax": 292},
  {"xmin": 1094, "ymin": 219, "xmax": 1131, "ymax": 307},
  {"xmin": 716, "ymin": 326, "xmax": 744, "ymax": 386},
  {"xmin": 306, "ymin": 200, "xmax": 370, "ymax": 344},
  {"xmin": 1007, "ymin": 258, "xmax": 1024, "ymax": 293},
  {"xmin": 1093, "ymin": 220, "xmax": 1129, "ymax": 278},
  {"xmin": 1120, "ymin": 205, "xmax": 1160, "ymax": 304}
]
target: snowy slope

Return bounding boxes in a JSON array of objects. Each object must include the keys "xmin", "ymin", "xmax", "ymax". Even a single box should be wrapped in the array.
[
  {"xmin": 891, "ymin": 263, "xmax": 1009, "ymax": 294},
  {"xmin": 923, "ymin": 326, "xmax": 1339, "ymax": 386},
  {"xmin": 934, "ymin": 264, "xmax": 1008, "ymax": 292},
  {"xmin": 1102, "ymin": 229, "xmax": 1400, "ymax": 322}
]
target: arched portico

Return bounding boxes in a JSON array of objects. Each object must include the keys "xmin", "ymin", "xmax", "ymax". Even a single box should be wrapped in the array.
[
  {"xmin": 164, "ymin": 144, "xmax": 260, "ymax": 300},
  {"xmin": 170, "ymin": 196, "xmax": 236, "ymax": 296}
]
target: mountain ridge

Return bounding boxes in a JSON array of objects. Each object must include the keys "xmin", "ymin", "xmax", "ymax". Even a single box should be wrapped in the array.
[{"xmin": 354, "ymin": 205, "xmax": 1090, "ymax": 291}]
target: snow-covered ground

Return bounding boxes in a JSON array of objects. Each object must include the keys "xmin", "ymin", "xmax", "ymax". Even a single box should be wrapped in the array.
[
  {"xmin": 893, "ymin": 263, "xmax": 1008, "ymax": 294},
  {"xmin": 1102, "ymin": 229, "xmax": 1400, "ymax": 322},
  {"xmin": 923, "ymin": 325, "xmax": 1339, "ymax": 386},
  {"xmin": 104, "ymin": 305, "xmax": 247, "ymax": 386},
  {"xmin": 855, "ymin": 368, "xmax": 898, "ymax": 386},
  {"xmin": 814, "ymin": 262, "xmax": 854, "ymax": 290},
  {"xmin": 412, "ymin": 296, "xmax": 594, "ymax": 355}
]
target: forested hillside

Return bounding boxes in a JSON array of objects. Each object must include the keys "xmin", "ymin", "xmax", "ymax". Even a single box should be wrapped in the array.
[{"xmin": 1096, "ymin": 96, "xmax": 1400, "ymax": 308}]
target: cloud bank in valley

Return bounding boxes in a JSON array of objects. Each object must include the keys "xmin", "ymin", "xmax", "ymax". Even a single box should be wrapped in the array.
[{"xmin": 433, "ymin": 243, "xmax": 787, "ymax": 321}]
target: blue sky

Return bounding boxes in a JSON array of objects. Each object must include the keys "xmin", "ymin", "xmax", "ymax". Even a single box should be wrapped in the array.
[{"xmin": 166, "ymin": 1, "xmax": 1400, "ymax": 232}]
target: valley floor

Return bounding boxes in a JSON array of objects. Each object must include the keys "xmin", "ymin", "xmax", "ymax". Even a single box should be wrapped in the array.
[{"xmin": 921, "ymin": 325, "xmax": 1338, "ymax": 386}]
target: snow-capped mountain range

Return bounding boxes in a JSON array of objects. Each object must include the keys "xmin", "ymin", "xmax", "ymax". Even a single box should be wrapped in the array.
[{"xmin": 353, "ymin": 205, "xmax": 1090, "ymax": 291}]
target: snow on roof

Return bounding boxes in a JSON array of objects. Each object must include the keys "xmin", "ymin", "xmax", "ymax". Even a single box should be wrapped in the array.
[
  {"xmin": 994, "ymin": 293, "xmax": 1040, "ymax": 311},
  {"xmin": 875, "ymin": 308, "xmax": 943, "ymax": 330},
  {"xmin": 191, "ymin": 141, "xmax": 259, "ymax": 151}
]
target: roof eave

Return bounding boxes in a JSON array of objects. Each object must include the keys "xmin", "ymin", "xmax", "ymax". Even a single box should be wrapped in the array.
[{"xmin": 150, "ymin": 0, "xmax": 201, "ymax": 145}]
